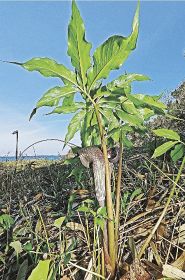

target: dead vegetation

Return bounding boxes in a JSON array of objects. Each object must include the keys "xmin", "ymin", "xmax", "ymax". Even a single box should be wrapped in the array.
[{"xmin": 0, "ymin": 152, "xmax": 185, "ymax": 280}]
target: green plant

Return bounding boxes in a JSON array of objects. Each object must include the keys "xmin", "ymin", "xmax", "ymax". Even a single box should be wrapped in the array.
[
  {"xmin": 0, "ymin": 214, "xmax": 14, "ymax": 231},
  {"xmin": 138, "ymin": 128, "xmax": 185, "ymax": 258},
  {"xmin": 7, "ymin": 0, "xmax": 168, "ymax": 276},
  {"xmin": 152, "ymin": 128, "xmax": 185, "ymax": 162},
  {"xmin": 28, "ymin": 259, "xmax": 51, "ymax": 280},
  {"xmin": 78, "ymin": 202, "xmax": 108, "ymax": 277}
]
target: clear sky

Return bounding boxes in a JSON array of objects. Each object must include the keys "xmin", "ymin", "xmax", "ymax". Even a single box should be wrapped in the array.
[{"xmin": 0, "ymin": 1, "xmax": 185, "ymax": 156}]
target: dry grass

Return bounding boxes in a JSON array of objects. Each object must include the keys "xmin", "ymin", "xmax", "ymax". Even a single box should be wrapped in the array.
[{"xmin": 0, "ymin": 154, "xmax": 185, "ymax": 279}]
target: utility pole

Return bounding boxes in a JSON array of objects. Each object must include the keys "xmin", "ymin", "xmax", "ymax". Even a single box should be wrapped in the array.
[{"xmin": 12, "ymin": 130, "xmax": 19, "ymax": 161}]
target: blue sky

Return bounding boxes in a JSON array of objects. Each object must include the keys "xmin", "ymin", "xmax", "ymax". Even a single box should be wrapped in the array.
[{"xmin": 0, "ymin": 1, "xmax": 185, "ymax": 156}]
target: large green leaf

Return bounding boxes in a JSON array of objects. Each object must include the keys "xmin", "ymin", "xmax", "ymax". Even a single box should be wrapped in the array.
[
  {"xmin": 107, "ymin": 73, "xmax": 150, "ymax": 91},
  {"xmin": 30, "ymin": 86, "xmax": 77, "ymax": 119},
  {"xmin": 98, "ymin": 95, "xmax": 122, "ymax": 113},
  {"xmin": 90, "ymin": 111, "xmax": 98, "ymax": 126},
  {"xmin": 20, "ymin": 58, "xmax": 77, "ymax": 86},
  {"xmin": 80, "ymin": 110, "xmax": 102, "ymax": 147},
  {"xmin": 51, "ymin": 101, "xmax": 85, "ymax": 114},
  {"xmin": 170, "ymin": 144, "xmax": 184, "ymax": 162},
  {"xmin": 99, "ymin": 108, "xmax": 119, "ymax": 131},
  {"xmin": 126, "ymin": 93, "xmax": 167, "ymax": 110},
  {"xmin": 54, "ymin": 216, "xmax": 66, "ymax": 229},
  {"xmin": 138, "ymin": 108, "xmax": 155, "ymax": 121},
  {"xmin": 107, "ymin": 125, "xmax": 134, "ymax": 144},
  {"xmin": 152, "ymin": 141, "xmax": 178, "ymax": 158},
  {"xmin": 28, "ymin": 260, "xmax": 51, "ymax": 280},
  {"xmin": 47, "ymin": 92, "xmax": 84, "ymax": 115},
  {"xmin": 80, "ymin": 110, "xmax": 94, "ymax": 146},
  {"xmin": 135, "ymin": 94, "xmax": 167, "ymax": 110},
  {"xmin": 93, "ymin": 88, "xmax": 111, "ymax": 100},
  {"xmin": 121, "ymin": 100, "xmax": 138, "ymax": 115},
  {"xmin": 107, "ymin": 127, "xmax": 120, "ymax": 142},
  {"xmin": 124, "ymin": 93, "xmax": 143, "ymax": 107},
  {"xmin": 122, "ymin": 135, "xmax": 133, "ymax": 148},
  {"xmin": 37, "ymin": 86, "xmax": 76, "ymax": 108},
  {"xmin": 68, "ymin": 1, "xmax": 92, "ymax": 87},
  {"xmin": 153, "ymin": 129, "xmax": 180, "ymax": 141},
  {"xmin": 88, "ymin": 2, "xmax": 140, "ymax": 90},
  {"xmin": 91, "ymin": 126, "xmax": 101, "ymax": 146},
  {"xmin": 16, "ymin": 259, "xmax": 28, "ymax": 280},
  {"xmin": 65, "ymin": 109, "xmax": 86, "ymax": 144},
  {"xmin": 116, "ymin": 110, "xmax": 143, "ymax": 128}
]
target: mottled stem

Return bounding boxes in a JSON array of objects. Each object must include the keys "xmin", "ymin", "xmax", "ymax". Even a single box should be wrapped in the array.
[
  {"xmin": 78, "ymin": 146, "xmax": 109, "ymax": 261},
  {"xmin": 78, "ymin": 147, "xmax": 105, "ymax": 206}
]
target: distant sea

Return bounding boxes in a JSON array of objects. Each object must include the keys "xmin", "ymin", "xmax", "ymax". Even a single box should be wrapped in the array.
[{"xmin": 0, "ymin": 155, "xmax": 62, "ymax": 162}]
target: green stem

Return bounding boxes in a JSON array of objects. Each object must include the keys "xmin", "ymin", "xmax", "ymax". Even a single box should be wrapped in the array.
[
  {"xmin": 95, "ymin": 106, "xmax": 116, "ymax": 272},
  {"xmin": 101, "ymin": 249, "xmax": 105, "ymax": 277},
  {"xmin": 115, "ymin": 136, "xmax": 123, "ymax": 259},
  {"xmin": 37, "ymin": 206, "xmax": 51, "ymax": 256},
  {"xmin": 138, "ymin": 155, "xmax": 185, "ymax": 259},
  {"xmin": 82, "ymin": 88, "xmax": 116, "ymax": 274},
  {"xmin": 102, "ymin": 139, "xmax": 116, "ymax": 271}
]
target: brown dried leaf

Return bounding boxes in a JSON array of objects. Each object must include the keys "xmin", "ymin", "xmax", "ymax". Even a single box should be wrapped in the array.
[
  {"xmin": 136, "ymin": 173, "xmax": 145, "ymax": 180},
  {"xmin": 142, "ymin": 260, "xmax": 163, "ymax": 279},
  {"xmin": 72, "ymin": 189, "xmax": 89, "ymax": 196},
  {"xmin": 146, "ymin": 187, "xmax": 157, "ymax": 210},
  {"xmin": 134, "ymin": 226, "xmax": 150, "ymax": 237},
  {"xmin": 34, "ymin": 192, "xmax": 43, "ymax": 201},
  {"xmin": 84, "ymin": 258, "xmax": 93, "ymax": 280},
  {"xmin": 45, "ymin": 206, "xmax": 52, "ymax": 212},
  {"xmin": 120, "ymin": 259, "xmax": 152, "ymax": 280},
  {"xmin": 156, "ymin": 221, "xmax": 167, "ymax": 241},
  {"xmin": 162, "ymin": 264, "xmax": 185, "ymax": 279},
  {"xmin": 60, "ymin": 276, "xmax": 71, "ymax": 280},
  {"xmin": 177, "ymin": 223, "xmax": 185, "ymax": 244},
  {"xmin": 66, "ymin": 222, "xmax": 84, "ymax": 232},
  {"xmin": 35, "ymin": 218, "xmax": 42, "ymax": 234},
  {"xmin": 150, "ymin": 241, "xmax": 162, "ymax": 266},
  {"xmin": 172, "ymin": 252, "xmax": 185, "ymax": 271}
]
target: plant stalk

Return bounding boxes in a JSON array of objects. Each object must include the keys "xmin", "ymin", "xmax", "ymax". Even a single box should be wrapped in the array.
[
  {"xmin": 115, "ymin": 137, "xmax": 123, "ymax": 259},
  {"xmin": 138, "ymin": 155, "xmax": 185, "ymax": 259},
  {"xmin": 83, "ymin": 89, "xmax": 116, "ymax": 273},
  {"xmin": 96, "ymin": 110, "xmax": 116, "ymax": 273}
]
